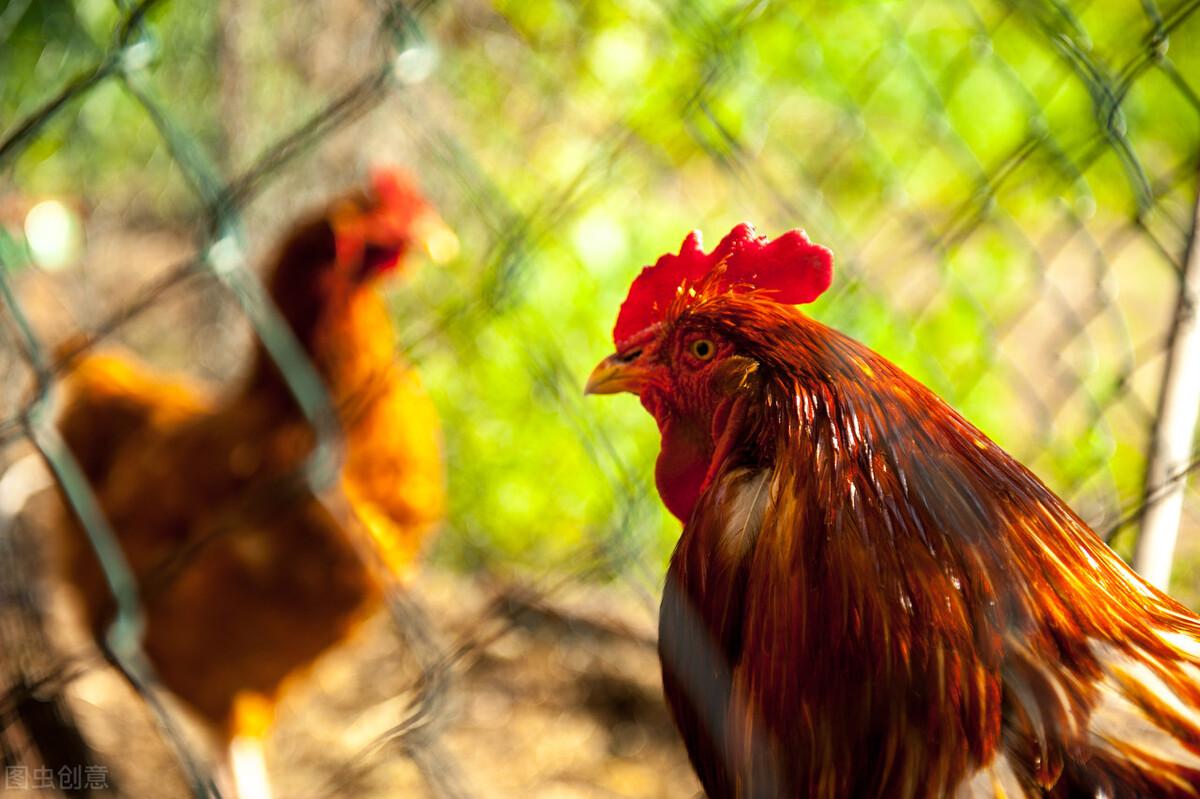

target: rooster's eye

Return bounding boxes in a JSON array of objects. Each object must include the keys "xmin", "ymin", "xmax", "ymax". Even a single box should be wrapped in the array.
[{"xmin": 689, "ymin": 339, "xmax": 715, "ymax": 361}]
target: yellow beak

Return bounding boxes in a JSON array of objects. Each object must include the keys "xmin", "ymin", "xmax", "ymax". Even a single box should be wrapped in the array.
[
  {"xmin": 585, "ymin": 353, "xmax": 650, "ymax": 396},
  {"xmin": 411, "ymin": 209, "xmax": 460, "ymax": 264}
]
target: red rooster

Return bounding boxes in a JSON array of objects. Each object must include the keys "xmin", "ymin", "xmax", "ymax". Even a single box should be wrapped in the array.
[{"xmin": 586, "ymin": 225, "xmax": 1200, "ymax": 797}]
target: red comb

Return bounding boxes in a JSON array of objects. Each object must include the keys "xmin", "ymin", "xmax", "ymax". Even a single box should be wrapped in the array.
[
  {"xmin": 370, "ymin": 166, "xmax": 426, "ymax": 214},
  {"xmin": 612, "ymin": 223, "xmax": 833, "ymax": 346}
]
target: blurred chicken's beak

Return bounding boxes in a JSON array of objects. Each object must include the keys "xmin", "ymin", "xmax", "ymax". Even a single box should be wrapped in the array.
[
  {"xmin": 585, "ymin": 352, "xmax": 649, "ymax": 396},
  {"xmin": 411, "ymin": 209, "xmax": 459, "ymax": 264}
]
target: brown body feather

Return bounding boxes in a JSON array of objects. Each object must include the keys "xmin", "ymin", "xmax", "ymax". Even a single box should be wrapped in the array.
[{"xmin": 653, "ymin": 296, "xmax": 1200, "ymax": 798}]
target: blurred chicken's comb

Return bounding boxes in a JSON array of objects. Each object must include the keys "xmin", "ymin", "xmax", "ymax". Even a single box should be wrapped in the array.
[
  {"xmin": 370, "ymin": 166, "xmax": 427, "ymax": 215},
  {"xmin": 613, "ymin": 223, "xmax": 833, "ymax": 346}
]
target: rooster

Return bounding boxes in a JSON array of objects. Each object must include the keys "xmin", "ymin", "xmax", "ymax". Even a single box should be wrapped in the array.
[
  {"xmin": 50, "ymin": 168, "xmax": 448, "ymax": 798},
  {"xmin": 586, "ymin": 224, "xmax": 1200, "ymax": 797}
]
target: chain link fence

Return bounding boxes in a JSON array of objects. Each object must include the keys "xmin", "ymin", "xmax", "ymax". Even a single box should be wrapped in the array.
[{"xmin": 1, "ymin": 0, "xmax": 1199, "ymax": 796}]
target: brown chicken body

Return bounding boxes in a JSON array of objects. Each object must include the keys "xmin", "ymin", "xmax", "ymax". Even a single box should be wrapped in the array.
[
  {"xmin": 53, "ymin": 171, "xmax": 445, "ymax": 789},
  {"xmin": 588, "ymin": 225, "xmax": 1200, "ymax": 797}
]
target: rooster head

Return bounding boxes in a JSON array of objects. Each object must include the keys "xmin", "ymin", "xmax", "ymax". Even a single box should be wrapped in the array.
[{"xmin": 586, "ymin": 224, "xmax": 833, "ymax": 519}]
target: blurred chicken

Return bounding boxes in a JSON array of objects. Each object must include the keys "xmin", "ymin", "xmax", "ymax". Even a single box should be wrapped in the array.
[{"xmin": 51, "ymin": 169, "xmax": 448, "ymax": 797}]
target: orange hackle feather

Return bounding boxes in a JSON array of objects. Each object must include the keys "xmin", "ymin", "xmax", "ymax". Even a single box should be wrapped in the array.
[{"xmin": 592, "ymin": 225, "xmax": 1200, "ymax": 797}]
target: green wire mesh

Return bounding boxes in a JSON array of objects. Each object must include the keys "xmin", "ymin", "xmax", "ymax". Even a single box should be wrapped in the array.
[{"xmin": 1, "ymin": 0, "xmax": 1199, "ymax": 796}]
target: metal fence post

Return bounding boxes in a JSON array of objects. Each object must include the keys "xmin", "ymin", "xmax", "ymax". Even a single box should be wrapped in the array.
[{"xmin": 1134, "ymin": 178, "xmax": 1200, "ymax": 591}]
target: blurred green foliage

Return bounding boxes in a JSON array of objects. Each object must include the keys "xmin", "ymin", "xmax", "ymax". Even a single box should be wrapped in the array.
[{"xmin": 3, "ymin": 0, "xmax": 1199, "ymax": 586}]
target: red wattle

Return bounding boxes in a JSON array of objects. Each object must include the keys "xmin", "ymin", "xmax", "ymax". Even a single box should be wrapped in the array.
[{"xmin": 655, "ymin": 416, "xmax": 713, "ymax": 523}]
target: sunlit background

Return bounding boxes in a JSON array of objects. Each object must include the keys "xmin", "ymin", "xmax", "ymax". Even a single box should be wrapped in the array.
[{"xmin": 2, "ymin": 0, "xmax": 1200, "ymax": 796}]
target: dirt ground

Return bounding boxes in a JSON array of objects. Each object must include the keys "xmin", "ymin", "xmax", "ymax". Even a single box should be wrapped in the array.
[{"xmin": 3, "ymin": 537, "xmax": 701, "ymax": 799}]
